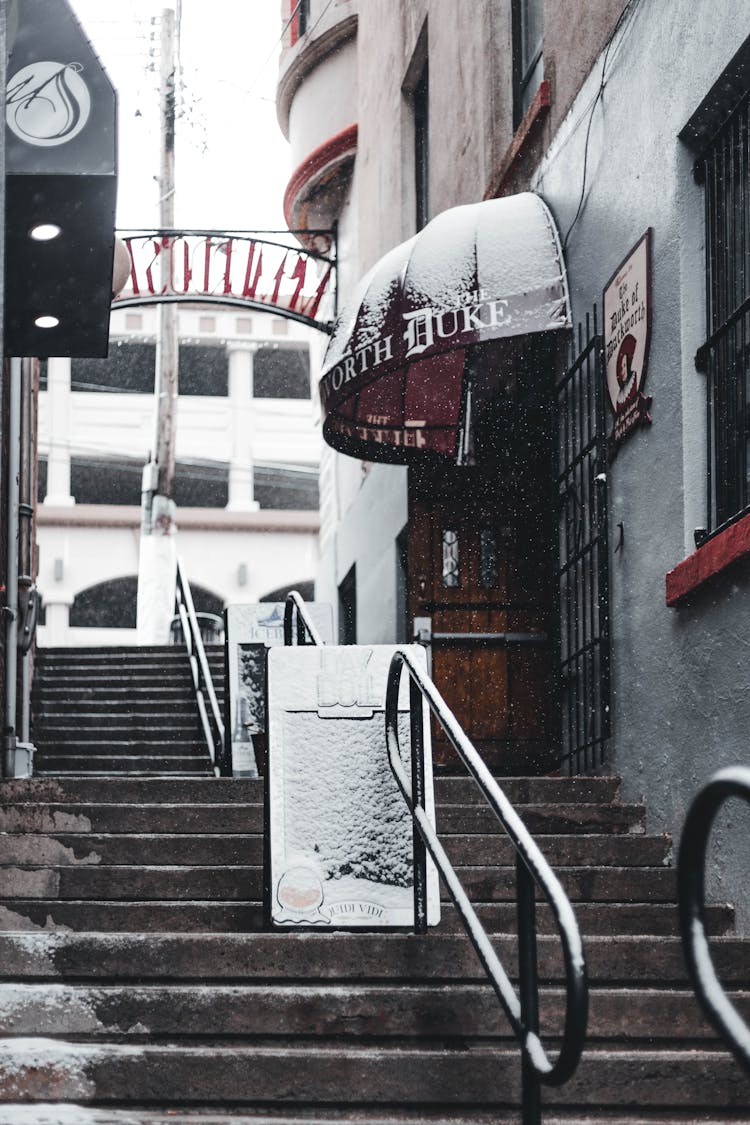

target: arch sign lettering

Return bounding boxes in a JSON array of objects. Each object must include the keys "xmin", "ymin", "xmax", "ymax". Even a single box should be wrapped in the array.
[{"xmin": 114, "ymin": 230, "xmax": 337, "ymax": 334}]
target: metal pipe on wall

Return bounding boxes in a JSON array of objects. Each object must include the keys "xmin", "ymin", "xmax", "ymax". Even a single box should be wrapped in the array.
[
  {"xmin": 0, "ymin": 2, "xmax": 9, "ymax": 774},
  {"xmin": 3, "ymin": 357, "xmax": 22, "ymax": 776},
  {"xmin": 18, "ymin": 357, "xmax": 35, "ymax": 744}
]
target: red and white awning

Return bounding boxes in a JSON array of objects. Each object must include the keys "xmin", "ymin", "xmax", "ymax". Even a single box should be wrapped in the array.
[{"xmin": 319, "ymin": 193, "xmax": 570, "ymax": 463}]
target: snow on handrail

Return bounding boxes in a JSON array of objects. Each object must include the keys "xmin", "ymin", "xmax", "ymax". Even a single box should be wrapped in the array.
[
  {"xmin": 385, "ymin": 647, "xmax": 588, "ymax": 1122},
  {"xmin": 678, "ymin": 765, "xmax": 750, "ymax": 1076}
]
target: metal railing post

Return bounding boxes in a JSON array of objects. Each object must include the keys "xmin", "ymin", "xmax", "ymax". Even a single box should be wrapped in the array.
[
  {"xmin": 518, "ymin": 856, "xmax": 542, "ymax": 1125},
  {"xmin": 410, "ymin": 674, "xmax": 428, "ymax": 934},
  {"xmin": 284, "ymin": 591, "xmax": 323, "ymax": 647},
  {"xmin": 174, "ymin": 558, "xmax": 225, "ymax": 774},
  {"xmin": 678, "ymin": 766, "xmax": 750, "ymax": 1075},
  {"xmin": 385, "ymin": 647, "xmax": 588, "ymax": 1106}
]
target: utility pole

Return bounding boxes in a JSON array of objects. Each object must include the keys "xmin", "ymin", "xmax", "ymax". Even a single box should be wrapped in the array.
[{"xmin": 136, "ymin": 5, "xmax": 179, "ymax": 644}]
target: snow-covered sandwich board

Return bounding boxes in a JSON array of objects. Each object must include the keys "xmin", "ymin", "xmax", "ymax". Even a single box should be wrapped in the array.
[
  {"xmin": 267, "ymin": 644, "xmax": 440, "ymax": 928},
  {"xmin": 226, "ymin": 602, "xmax": 334, "ymax": 776}
]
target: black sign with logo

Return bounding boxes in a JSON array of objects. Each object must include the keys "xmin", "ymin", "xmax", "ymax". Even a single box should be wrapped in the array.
[{"xmin": 4, "ymin": 0, "xmax": 118, "ymax": 358}]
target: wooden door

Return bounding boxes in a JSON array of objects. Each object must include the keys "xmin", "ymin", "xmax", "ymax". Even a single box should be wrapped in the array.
[{"xmin": 407, "ymin": 457, "xmax": 557, "ymax": 775}]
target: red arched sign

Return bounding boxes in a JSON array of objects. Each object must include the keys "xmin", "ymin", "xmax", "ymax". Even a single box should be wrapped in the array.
[{"xmin": 114, "ymin": 230, "xmax": 336, "ymax": 334}]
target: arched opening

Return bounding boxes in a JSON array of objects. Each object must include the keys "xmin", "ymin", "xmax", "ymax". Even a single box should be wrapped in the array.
[
  {"xmin": 260, "ymin": 579, "xmax": 314, "ymax": 603},
  {"xmin": 71, "ymin": 576, "xmax": 224, "ymax": 629}
]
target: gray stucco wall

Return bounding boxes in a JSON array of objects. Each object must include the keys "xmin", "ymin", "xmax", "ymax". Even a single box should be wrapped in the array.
[
  {"xmin": 534, "ymin": 0, "xmax": 750, "ymax": 925},
  {"xmin": 316, "ymin": 463, "xmax": 408, "ymax": 645}
]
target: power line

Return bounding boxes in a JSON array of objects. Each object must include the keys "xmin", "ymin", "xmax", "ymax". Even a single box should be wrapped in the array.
[{"xmin": 562, "ymin": 0, "xmax": 640, "ymax": 252}]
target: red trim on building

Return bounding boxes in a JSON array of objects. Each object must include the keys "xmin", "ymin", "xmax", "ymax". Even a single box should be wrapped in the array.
[
  {"xmin": 289, "ymin": 0, "xmax": 301, "ymax": 46},
  {"xmin": 283, "ymin": 123, "xmax": 358, "ymax": 228},
  {"xmin": 484, "ymin": 80, "xmax": 552, "ymax": 200},
  {"xmin": 666, "ymin": 511, "xmax": 750, "ymax": 606}
]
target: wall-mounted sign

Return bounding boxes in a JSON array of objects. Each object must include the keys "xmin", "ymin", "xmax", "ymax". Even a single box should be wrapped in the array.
[
  {"xmin": 603, "ymin": 229, "xmax": 653, "ymax": 454},
  {"xmin": 114, "ymin": 232, "xmax": 336, "ymax": 332},
  {"xmin": 7, "ymin": 60, "xmax": 92, "ymax": 147},
  {"xmin": 225, "ymin": 603, "xmax": 334, "ymax": 776},
  {"xmin": 266, "ymin": 645, "xmax": 440, "ymax": 929},
  {"xmin": 4, "ymin": 0, "xmax": 117, "ymax": 358}
]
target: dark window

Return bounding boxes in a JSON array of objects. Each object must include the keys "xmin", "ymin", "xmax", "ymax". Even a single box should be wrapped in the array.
[
  {"xmin": 38, "ymin": 359, "xmax": 48, "ymax": 391},
  {"xmin": 693, "ymin": 81, "xmax": 750, "ymax": 532},
  {"xmin": 37, "ymin": 456, "xmax": 48, "ymax": 503},
  {"xmin": 253, "ymin": 347, "xmax": 310, "ymax": 399},
  {"xmin": 70, "ymin": 576, "xmax": 222, "ymax": 629},
  {"xmin": 261, "ymin": 580, "xmax": 314, "ymax": 602},
  {"xmin": 172, "ymin": 461, "xmax": 229, "ymax": 508},
  {"xmin": 414, "ymin": 61, "xmax": 430, "ymax": 231},
  {"xmin": 298, "ymin": 0, "xmax": 310, "ymax": 35},
  {"xmin": 179, "ymin": 345, "xmax": 228, "ymax": 396},
  {"xmin": 395, "ymin": 526, "xmax": 409, "ymax": 643},
  {"xmin": 70, "ymin": 576, "xmax": 139, "ymax": 628},
  {"xmin": 70, "ymin": 457, "xmax": 229, "ymax": 508},
  {"xmin": 254, "ymin": 465, "xmax": 318, "ymax": 510},
  {"xmin": 70, "ymin": 342, "xmax": 228, "ymax": 396},
  {"xmin": 338, "ymin": 565, "xmax": 357, "ymax": 644},
  {"xmin": 71, "ymin": 342, "xmax": 155, "ymax": 394},
  {"xmin": 71, "ymin": 457, "xmax": 142, "ymax": 505},
  {"xmin": 512, "ymin": 0, "xmax": 543, "ymax": 129}
]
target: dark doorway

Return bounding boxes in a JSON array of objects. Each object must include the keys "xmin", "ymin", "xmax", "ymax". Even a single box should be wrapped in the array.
[
  {"xmin": 407, "ymin": 336, "xmax": 558, "ymax": 774},
  {"xmin": 338, "ymin": 564, "xmax": 357, "ymax": 645}
]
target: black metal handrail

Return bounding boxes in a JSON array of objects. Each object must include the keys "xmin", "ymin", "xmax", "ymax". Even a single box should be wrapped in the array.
[
  {"xmin": 283, "ymin": 590, "xmax": 324, "ymax": 646},
  {"xmin": 677, "ymin": 765, "xmax": 750, "ymax": 1075},
  {"xmin": 385, "ymin": 648, "xmax": 588, "ymax": 1125},
  {"xmin": 175, "ymin": 558, "xmax": 225, "ymax": 775}
]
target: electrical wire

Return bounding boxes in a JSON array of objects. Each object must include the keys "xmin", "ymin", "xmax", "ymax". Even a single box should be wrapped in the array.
[{"xmin": 562, "ymin": 0, "xmax": 640, "ymax": 252}]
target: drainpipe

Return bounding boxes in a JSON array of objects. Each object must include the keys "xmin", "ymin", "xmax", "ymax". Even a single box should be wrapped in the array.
[
  {"xmin": 3, "ymin": 357, "xmax": 21, "ymax": 776},
  {"xmin": 18, "ymin": 356, "xmax": 36, "ymax": 744}
]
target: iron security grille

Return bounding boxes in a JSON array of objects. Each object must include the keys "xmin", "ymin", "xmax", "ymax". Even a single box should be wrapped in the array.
[
  {"xmin": 697, "ymin": 89, "xmax": 750, "ymax": 533},
  {"xmin": 556, "ymin": 311, "xmax": 611, "ymax": 773}
]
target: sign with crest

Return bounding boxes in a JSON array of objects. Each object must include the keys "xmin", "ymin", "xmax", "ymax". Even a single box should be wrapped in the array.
[{"xmin": 603, "ymin": 230, "xmax": 653, "ymax": 454}]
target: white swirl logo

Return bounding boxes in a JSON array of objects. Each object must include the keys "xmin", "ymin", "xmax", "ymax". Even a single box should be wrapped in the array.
[{"xmin": 6, "ymin": 61, "xmax": 91, "ymax": 147}]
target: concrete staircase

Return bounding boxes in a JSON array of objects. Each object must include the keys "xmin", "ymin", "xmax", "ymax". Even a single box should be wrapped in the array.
[
  {"xmin": 31, "ymin": 646, "xmax": 224, "ymax": 777},
  {"xmin": 0, "ymin": 772, "xmax": 749, "ymax": 1121}
]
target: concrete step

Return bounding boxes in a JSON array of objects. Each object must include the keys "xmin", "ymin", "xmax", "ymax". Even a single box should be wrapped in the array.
[
  {"xmin": 2, "ymin": 982, "xmax": 747, "ymax": 1041},
  {"xmin": 32, "ymin": 758, "xmax": 212, "ymax": 775},
  {"xmin": 0, "ymin": 899, "xmax": 734, "ymax": 936},
  {"xmin": 0, "ymin": 778, "xmax": 261, "ymax": 803},
  {"xmin": 0, "ymin": 1041, "xmax": 746, "ymax": 1110},
  {"xmin": 34, "ymin": 675, "xmax": 196, "ymax": 690},
  {"xmin": 33, "ymin": 686, "xmax": 199, "ymax": 699},
  {"xmin": 35, "ymin": 743, "xmax": 208, "ymax": 756},
  {"xmin": 436, "ymin": 803, "xmax": 646, "ymax": 833},
  {"xmin": 0, "ymin": 864, "xmax": 680, "ymax": 904},
  {"xmin": 0, "ymin": 833, "xmax": 263, "ymax": 866},
  {"xmin": 1, "ymin": 1110, "xmax": 747, "ymax": 1125},
  {"xmin": 0, "ymin": 800, "xmax": 643, "ymax": 836},
  {"xmin": 442, "ymin": 833, "xmax": 670, "ymax": 866},
  {"xmin": 37, "ymin": 720, "xmax": 206, "ymax": 734},
  {"xmin": 37, "ymin": 646, "xmax": 197, "ymax": 657},
  {"xmin": 0, "ymin": 832, "xmax": 666, "ymax": 868},
  {"xmin": 33, "ymin": 701, "xmax": 210, "ymax": 717},
  {"xmin": 1, "ymin": 933, "xmax": 747, "ymax": 985}
]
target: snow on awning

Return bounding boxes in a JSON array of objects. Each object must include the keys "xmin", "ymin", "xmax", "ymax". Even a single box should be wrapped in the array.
[{"xmin": 319, "ymin": 193, "xmax": 571, "ymax": 463}]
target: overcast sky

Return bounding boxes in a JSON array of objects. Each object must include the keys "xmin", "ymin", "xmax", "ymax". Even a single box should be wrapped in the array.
[{"xmin": 70, "ymin": 1, "xmax": 291, "ymax": 232}]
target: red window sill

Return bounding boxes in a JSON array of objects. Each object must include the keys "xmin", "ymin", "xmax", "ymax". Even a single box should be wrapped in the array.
[
  {"xmin": 666, "ymin": 510, "xmax": 750, "ymax": 606},
  {"xmin": 484, "ymin": 80, "xmax": 552, "ymax": 200}
]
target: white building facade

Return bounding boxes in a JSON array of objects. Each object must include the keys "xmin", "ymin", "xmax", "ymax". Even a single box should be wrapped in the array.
[{"xmin": 37, "ymin": 303, "xmax": 324, "ymax": 647}]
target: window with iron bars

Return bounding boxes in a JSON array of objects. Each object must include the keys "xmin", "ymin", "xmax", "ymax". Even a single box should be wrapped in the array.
[{"xmin": 695, "ymin": 87, "xmax": 750, "ymax": 535}]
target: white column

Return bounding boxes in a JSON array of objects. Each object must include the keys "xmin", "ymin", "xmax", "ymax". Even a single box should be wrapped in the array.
[
  {"xmin": 44, "ymin": 601, "xmax": 71, "ymax": 647},
  {"xmin": 226, "ymin": 343, "xmax": 259, "ymax": 511},
  {"xmin": 44, "ymin": 357, "xmax": 74, "ymax": 506}
]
